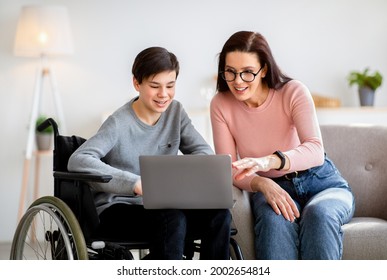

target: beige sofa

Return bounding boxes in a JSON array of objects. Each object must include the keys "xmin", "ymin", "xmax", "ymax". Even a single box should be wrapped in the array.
[{"xmin": 231, "ymin": 124, "xmax": 387, "ymax": 260}]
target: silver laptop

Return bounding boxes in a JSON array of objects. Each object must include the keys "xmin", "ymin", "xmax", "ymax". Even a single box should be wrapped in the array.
[{"xmin": 139, "ymin": 154, "xmax": 234, "ymax": 209}]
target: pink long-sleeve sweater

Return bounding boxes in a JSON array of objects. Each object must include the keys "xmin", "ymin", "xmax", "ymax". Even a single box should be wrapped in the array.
[{"xmin": 210, "ymin": 80, "xmax": 325, "ymax": 192}]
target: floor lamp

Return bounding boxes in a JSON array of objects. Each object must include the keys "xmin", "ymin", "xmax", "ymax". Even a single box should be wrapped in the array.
[{"xmin": 14, "ymin": 5, "xmax": 74, "ymax": 220}]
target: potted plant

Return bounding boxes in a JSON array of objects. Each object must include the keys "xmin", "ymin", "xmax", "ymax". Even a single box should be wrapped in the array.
[
  {"xmin": 35, "ymin": 115, "xmax": 53, "ymax": 150},
  {"xmin": 348, "ymin": 68, "xmax": 383, "ymax": 106}
]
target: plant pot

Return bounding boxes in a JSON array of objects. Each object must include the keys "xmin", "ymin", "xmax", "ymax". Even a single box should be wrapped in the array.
[
  {"xmin": 36, "ymin": 133, "xmax": 53, "ymax": 150},
  {"xmin": 358, "ymin": 86, "xmax": 375, "ymax": 106}
]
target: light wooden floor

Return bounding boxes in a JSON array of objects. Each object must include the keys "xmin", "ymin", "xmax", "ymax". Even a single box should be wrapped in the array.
[
  {"xmin": 0, "ymin": 242, "xmax": 146, "ymax": 260},
  {"xmin": 0, "ymin": 243, "xmax": 11, "ymax": 260},
  {"xmin": 1, "ymin": 242, "xmax": 199, "ymax": 260}
]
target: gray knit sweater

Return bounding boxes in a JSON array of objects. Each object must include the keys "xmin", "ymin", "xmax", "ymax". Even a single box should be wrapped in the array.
[{"xmin": 68, "ymin": 97, "xmax": 213, "ymax": 213}]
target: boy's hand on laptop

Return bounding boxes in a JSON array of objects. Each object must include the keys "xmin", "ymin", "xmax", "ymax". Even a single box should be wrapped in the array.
[
  {"xmin": 134, "ymin": 180, "xmax": 143, "ymax": 196},
  {"xmin": 232, "ymin": 156, "xmax": 274, "ymax": 180}
]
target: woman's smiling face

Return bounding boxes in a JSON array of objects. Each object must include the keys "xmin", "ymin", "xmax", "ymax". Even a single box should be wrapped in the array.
[{"xmin": 224, "ymin": 51, "xmax": 267, "ymax": 107}]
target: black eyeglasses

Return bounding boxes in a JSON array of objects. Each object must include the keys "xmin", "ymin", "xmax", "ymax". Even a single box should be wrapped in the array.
[{"xmin": 220, "ymin": 65, "xmax": 264, "ymax": 82}]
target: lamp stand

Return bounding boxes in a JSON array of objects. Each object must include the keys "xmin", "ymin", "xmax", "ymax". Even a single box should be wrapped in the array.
[{"xmin": 18, "ymin": 57, "xmax": 66, "ymax": 221}]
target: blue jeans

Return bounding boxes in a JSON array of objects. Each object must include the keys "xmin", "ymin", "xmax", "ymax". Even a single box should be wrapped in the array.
[
  {"xmin": 251, "ymin": 156, "xmax": 355, "ymax": 259},
  {"xmin": 148, "ymin": 208, "xmax": 231, "ymax": 260}
]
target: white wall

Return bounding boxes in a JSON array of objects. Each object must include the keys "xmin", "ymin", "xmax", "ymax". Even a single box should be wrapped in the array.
[{"xmin": 1, "ymin": 0, "xmax": 387, "ymax": 242}]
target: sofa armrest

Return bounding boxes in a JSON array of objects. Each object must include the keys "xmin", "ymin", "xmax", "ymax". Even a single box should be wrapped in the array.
[{"xmin": 231, "ymin": 186, "xmax": 255, "ymax": 260}]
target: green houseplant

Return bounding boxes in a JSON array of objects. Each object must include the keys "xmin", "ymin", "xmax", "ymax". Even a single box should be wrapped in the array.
[
  {"xmin": 35, "ymin": 115, "xmax": 53, "ymax": 150},
  {"xmin": 348, "ymin": 68, "xmax": 383, "ymax": 106}
]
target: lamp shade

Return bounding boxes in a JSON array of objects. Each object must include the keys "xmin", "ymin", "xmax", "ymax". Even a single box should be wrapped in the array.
[{"xmin": 14, "ymin": 5, "xmax": 74, "ymax": 57}]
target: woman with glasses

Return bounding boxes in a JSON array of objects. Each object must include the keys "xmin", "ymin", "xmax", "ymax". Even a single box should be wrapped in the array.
[{"xmin": 210, "ymin": 31, "xmax": 355, "ymax": 259}]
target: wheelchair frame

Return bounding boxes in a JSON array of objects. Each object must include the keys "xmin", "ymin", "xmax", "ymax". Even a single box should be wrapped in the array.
[{"xmin": 10, "ymin": 118, "xmax": 244, "ymax": 260}]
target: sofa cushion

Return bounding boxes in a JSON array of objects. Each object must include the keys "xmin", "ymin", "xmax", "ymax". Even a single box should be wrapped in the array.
[
  {"xmin": 320, "ymin": 125, "xmax": 387, "ymax": 220},
  {"xmin": 342, "ymin": 217, "xmax": 387, "ymax": 259}
]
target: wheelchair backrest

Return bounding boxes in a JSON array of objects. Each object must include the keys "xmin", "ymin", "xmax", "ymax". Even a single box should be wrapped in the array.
[
  {"xmin": 53, "ymin": 131, "xmax": 99, "ymax": 239},
  {"xmin": 38, "ymin": 118, "xmax": 100, "ymax": 239},
  {"xmin": 54, "ymin": 135, "xmax": 86, "ymax": 172}
]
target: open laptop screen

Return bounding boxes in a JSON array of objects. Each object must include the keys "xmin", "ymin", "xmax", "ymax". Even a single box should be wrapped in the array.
[{"xmin": 139, "ymin": 154, "xmax": 233, "ymax": 209}]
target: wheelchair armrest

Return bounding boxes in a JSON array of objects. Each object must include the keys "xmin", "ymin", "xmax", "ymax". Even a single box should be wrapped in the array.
[{"xmin": 53, "ymin": 171, "xmax": 112, "ymax": 183}]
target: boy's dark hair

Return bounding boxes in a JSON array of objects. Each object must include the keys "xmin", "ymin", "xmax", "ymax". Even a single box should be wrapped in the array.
[{"xmin": 132, "ymin": 47, "xmax": 180, "ymax": 84}]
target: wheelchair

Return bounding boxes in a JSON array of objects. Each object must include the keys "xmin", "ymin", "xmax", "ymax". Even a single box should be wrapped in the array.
[{"xmin": 10, "ymin": 118, "xmax": 244, "ymax": 260}]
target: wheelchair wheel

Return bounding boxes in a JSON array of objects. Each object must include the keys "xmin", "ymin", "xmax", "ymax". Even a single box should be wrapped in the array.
[{"xmin": 10, "ymin": 196, "xmax": 88, "ymax": 260}]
